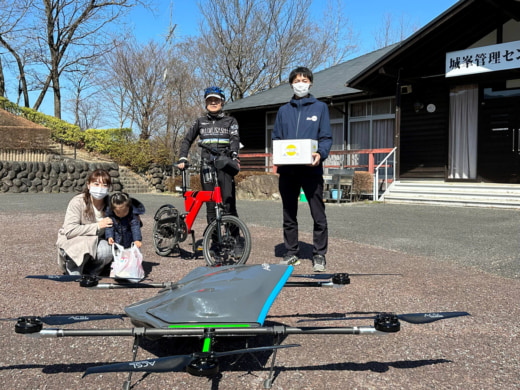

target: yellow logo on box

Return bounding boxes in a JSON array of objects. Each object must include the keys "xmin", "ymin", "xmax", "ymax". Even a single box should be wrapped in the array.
[{"xmin": 285, "ymin": 144, "xmax": 297, "ymax": 156}]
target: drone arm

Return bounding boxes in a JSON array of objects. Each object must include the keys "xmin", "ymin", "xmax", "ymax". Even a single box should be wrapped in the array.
[
  {"xmin": 91, "ymin": 282, "xmax": 178, "ymax": 289},
  {"xmin": 27, "ymin": 325, "xmax": 387, "ymax": 339}
]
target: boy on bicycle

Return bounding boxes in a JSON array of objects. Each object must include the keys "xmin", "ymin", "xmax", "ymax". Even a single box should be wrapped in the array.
[{"xmin": 177, "ymin": 87, "xmax": 241, "ymax": 225}]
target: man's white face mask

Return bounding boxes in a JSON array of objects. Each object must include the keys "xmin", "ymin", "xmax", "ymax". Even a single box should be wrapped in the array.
[{"xmin": 292, "ymin": 82, "xmax": 311, "ymax": 98}]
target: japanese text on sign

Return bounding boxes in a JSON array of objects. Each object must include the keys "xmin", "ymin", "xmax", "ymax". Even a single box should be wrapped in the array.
[{"xmin": 446, "ymin": 40, "xmax": 520, "ymax": 77}]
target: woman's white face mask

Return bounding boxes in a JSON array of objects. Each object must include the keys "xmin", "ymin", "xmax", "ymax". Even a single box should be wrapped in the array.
[
  {"xmin": 89, "ymin": 186, "xmax": 108, "ymax": 200},
  {"xmin": 292, "ymin": 82, "xmax": 311, "ymax": 97}
]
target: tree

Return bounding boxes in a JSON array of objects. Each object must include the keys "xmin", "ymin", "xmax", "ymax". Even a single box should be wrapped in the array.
[
  {"xmin": 99, "ymin": 36, "xmax": 204, "ymax": 164},
  {"xmin": 65, "ymin": 66, "xmax": 105, "ymax": 130},
  {"xmin": 0, "ymin": 0, "xmax": 33, "ymax": 105},
  {"xmin": 373, "ymin": 12, "xmax": 419, "ymax": 50},
  {"xmin": 186, "ymin": 0, "xmax": 358, "ymax": 101},
  {"xmin": 109, "ymin": 40, "xmax": 169, "ymax": 140},
  {"xmin": 0, "ymin": 0, "xmax": 150, "ymax": 118}
]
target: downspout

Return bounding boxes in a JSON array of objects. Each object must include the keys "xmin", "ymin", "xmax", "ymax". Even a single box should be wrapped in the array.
[{"xmin": 394, "ymin": 68, "xmax": 402, "ymax": 181}]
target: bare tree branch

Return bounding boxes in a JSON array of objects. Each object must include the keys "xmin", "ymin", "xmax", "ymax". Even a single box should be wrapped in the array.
[{"xmin": 188, "ymin": 0, "xmax": 358, "ymax": 101}]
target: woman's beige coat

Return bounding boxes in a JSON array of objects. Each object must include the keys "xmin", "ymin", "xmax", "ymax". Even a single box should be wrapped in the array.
[{"xmin": 56, "ymin": 194, "xmax": 100, "ymax": 269}]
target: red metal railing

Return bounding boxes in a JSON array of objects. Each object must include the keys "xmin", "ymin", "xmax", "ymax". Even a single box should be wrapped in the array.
[{"xmin": 239, "ymin": 148, "xmax": 394, "ymax": 174}]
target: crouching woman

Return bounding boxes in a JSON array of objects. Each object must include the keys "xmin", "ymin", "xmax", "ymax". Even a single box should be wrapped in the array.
[{"xmin": 56, "ymin": 169, "xmax": 114, "ymax": 275}]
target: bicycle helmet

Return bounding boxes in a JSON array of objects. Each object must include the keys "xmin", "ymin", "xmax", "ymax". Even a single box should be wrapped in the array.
[{"xmin": 204, "ymin": 86, "xmax": 225, "ymax": 102}]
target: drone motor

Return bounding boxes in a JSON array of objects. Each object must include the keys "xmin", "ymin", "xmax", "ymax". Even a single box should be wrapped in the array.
[
  {"xmin": 186, "ymin": 355, "xmax": 220, "ymax": 377},
  {"xmin": 15, "ymin": 316, "xmax": 43, "ymax": 334},
  {"xmin": 332, "ymin": 273, "xmax": 351, "ymax": 285},
  {"xmin": 79, "ymin": 275, "xmax": 99, "ymax": 288},
  {"xmin": 374, "ymin": 313, "xmax": 400, "ymax": 333}
]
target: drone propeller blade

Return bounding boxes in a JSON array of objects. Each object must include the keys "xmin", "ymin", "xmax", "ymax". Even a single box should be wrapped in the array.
[
  {"xmin": 290, "ymin": 273, "xmax": 335, "ymax": 280},
  {"xmin": 39, "ymin": 314, "xmax": 124, "ymax": 325},
  {"xmin": 83, "ymin": 344, "xmax": 300, "ymax": 377},
  {"xmin": 26, "ymin": 274, "xmax": 147, "ymax": 288},
  {"xmin": 397, "ymin": 311, "xmax": 470, "ymax": 324},
  {"xmin": 297, "ymin": 311, "xmax": 470, "ymax": 324},
  {"xmin": 291, "ymin": 272, "xmax": 401, "ymax": 280},
  {"xmin": 1, "ymin": 314, "xmax": 124, "ymax": 326},
  {"xmin": 214, "ymin": 343, "xmax": 300, "ymax": 358},
  {"xmin": 83, "ymin": 355, "xmax": 193, "ymax": 377},
  {"xmin": 26, "ymin": 274, "xmax": 83, "ymax": 282}
]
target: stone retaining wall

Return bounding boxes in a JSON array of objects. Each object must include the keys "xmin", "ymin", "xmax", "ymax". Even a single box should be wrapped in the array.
[
  {"xmin": 145, "ymin": 163, "xmax": 173, "ymax": 193},
  {"xmin": 0, "ymin": 159, "xmax": 281, "ymax": 198},
  {"xmin": 0, "ymin": 160, "xmax": 122, "ymax": 193}
]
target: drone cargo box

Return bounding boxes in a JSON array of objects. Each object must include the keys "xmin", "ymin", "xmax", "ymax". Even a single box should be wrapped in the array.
[{"xmin": 273, "ymin": 139, "xmax": 318, "ymax": 165}]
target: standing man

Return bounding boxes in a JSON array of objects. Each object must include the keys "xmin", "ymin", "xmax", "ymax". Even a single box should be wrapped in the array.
[
  {"xmin": 178, "ymin": 86, "xmax": 241, "ymax": 224},
  {"xmin": 272, "ymin": 67, "xmax": 332, "ymax": 272}
]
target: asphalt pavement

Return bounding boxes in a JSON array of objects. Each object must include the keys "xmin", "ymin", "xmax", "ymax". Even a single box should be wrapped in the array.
[{"xmin": 1, "ymin": 192, "xmax": 519, "ymax": 279}]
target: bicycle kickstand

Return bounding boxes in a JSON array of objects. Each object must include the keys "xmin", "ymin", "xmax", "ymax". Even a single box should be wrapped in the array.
[{"xmin": 190, "ymin": 230, "xmax": 198, "ymax": 258}]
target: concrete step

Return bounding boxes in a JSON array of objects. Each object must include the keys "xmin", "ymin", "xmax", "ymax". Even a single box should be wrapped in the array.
[
  {"xmin": 383, "ymin": 181, "xmax": 520, "ymax": 209},
  {"xmin": 118, "ymin": 166, "xmax": 151, "ymax": 193}
]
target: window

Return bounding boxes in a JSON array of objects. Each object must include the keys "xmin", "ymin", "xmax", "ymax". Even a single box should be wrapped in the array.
[
  {"xmin": 329, "ymin": 104, "xmax": 345, "ymax": 151},
  {"xmin": 265, "ymin": 111, "xmax": 277, "ymax": 171},
  {"xmin": 348, "ymin": 97, "xmax": 395, "ymax": 169},
  {"xmin": 266, "ymin": 111, "xmax": 277, "ymax": 153}
]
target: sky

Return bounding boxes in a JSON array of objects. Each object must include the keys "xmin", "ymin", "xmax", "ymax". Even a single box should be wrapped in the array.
[
  {"xmin": 129, "ymin": 0, "xmax": 460, "ymax": 55},
  {"xmin": 34, "ymin": 0, "xmax": 461, "ymax": 120}
]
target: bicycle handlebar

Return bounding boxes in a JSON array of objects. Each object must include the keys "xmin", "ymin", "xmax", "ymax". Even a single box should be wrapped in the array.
[
  {"xmin": 198, "ymin": 141, "xmax": 221, "ymax": 156},
  {"xmin": 198, "ymin": 141, "xmax": 235, "ymax": 158},
  {"xmin": 176, "ymin": 142, "xmax": 235, "ymax": 171},
  {"xmin": 175, "ymin": 160, "xmax": 190, "ymax": 171}
]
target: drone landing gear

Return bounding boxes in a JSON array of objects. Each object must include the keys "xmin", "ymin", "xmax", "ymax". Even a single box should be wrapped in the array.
[
  {"xmin": 122, "ymin": 335, "xmax": 141, "ymax": 390},
  {"xmin": 263, "ymin": 334, "xmax": 282, "ymax": 389}
]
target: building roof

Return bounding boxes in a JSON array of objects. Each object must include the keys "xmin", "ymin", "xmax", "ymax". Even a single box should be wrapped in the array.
[
  {"xmin": 347, "ymin": 0, "xmax": 520, "ymax": 91},
  {"xmin": 225, "ymin": 44, "xmax": 398, "ymax": 112}
]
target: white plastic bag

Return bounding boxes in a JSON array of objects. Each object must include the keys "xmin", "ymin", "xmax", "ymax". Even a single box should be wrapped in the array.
[{"xmin": 110, "ymin": 243, "xmax": 145, "ymax": 281}]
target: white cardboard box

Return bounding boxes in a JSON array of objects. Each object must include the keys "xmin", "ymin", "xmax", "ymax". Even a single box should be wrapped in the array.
[{"xmin": 273, "ymin": 139, "xmax": 318, "ymax": 165}]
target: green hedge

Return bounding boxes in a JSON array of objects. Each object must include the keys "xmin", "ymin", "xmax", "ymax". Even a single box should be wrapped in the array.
[
  {"xmin": 0, "ymin": 97, "xmax": 81, "ymax": 145},
  {"xmin": 83, "ymin": 128, "xmax": 133, "ymax": 153},
  {"xmin": 0, "ymin": 97, "xmax": 172, "ymax": 172}
]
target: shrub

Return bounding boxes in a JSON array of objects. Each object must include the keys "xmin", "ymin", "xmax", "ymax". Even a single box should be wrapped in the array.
[
  {"xmin": 83, "ymin": 128, "xmax": 133, "ymax": 153},
  {"xmin": 352, "ymin": 171, "xmax": 373, "ymax": 198},
  {"xmin": 109, "ymin": 139, "xmax": 154, "ymax": 172}
]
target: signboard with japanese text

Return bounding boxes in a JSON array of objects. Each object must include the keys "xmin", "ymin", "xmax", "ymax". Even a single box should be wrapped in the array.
[{"xmin": 446, "ymin": 40, "xmax": 520, "ymax": 77}]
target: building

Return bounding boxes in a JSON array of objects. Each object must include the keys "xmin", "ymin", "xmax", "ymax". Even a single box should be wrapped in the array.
[{"xmin": 226, "ymin": 0, "xmax": 520, "ymax": 187}]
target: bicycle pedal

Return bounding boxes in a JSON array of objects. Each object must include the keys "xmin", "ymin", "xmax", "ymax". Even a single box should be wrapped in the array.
[{"xmin": 196, "ymin": 246, "xmax": 203, "ymax": 251}]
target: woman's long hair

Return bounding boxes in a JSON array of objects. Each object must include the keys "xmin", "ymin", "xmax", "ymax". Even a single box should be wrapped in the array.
[{"xmin": 82, "ymin": 169, "xmax": 112, "ymax": 219}]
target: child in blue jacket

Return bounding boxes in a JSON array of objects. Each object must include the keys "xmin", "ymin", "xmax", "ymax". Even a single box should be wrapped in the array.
[{"xmin": 105, "ymin": 192, "xmax": 145, "ymax": 249}]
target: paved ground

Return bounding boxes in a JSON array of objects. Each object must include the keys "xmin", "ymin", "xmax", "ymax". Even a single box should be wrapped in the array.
[
  {"xmin": 0, "ymin": 193, "xmax": 519, "ymax": 389},
  {"xmin": 2, "ymin": 192, "xmax": 519, "ymax": 279}
]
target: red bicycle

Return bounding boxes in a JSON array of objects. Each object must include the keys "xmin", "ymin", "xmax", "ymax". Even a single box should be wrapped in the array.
[{"xmin": 152, "ymin": 144, "xmax": 251, "ymax": 266}]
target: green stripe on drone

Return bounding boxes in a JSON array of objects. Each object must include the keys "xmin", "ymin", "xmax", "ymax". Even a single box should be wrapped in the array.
[{"xmin": 203, "ymin": 337, "xmax": 211, "ymax": 352}]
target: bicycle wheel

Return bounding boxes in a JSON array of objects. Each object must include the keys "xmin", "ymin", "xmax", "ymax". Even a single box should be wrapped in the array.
[
  {"xmin": 202, "ymin": 215, "xmax": 251, "ymax": 266},
  {"xmin": 152, "ymin": 204, "xmax": 180, "ymax": 256}
]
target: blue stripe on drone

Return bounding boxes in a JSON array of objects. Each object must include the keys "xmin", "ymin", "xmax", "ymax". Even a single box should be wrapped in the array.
[{"xmin": 257, "ymin": 266, "xmax": 294, "ymax": 326}]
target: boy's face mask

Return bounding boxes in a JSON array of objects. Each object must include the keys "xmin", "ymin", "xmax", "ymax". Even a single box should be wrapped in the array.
[{"xmin": 292, "ymin": 82, "xmax": 311, "ymax": 97}]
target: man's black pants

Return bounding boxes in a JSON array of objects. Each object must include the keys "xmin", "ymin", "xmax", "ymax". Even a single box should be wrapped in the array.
[{"xmin": 278, "ymin": 171, "xmax": 328, "ymax": 257}]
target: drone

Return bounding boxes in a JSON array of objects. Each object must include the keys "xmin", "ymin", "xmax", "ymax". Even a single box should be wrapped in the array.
[{"xmin": 11, "ymin": 264, "xmax": 469, "ymax": 390}]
